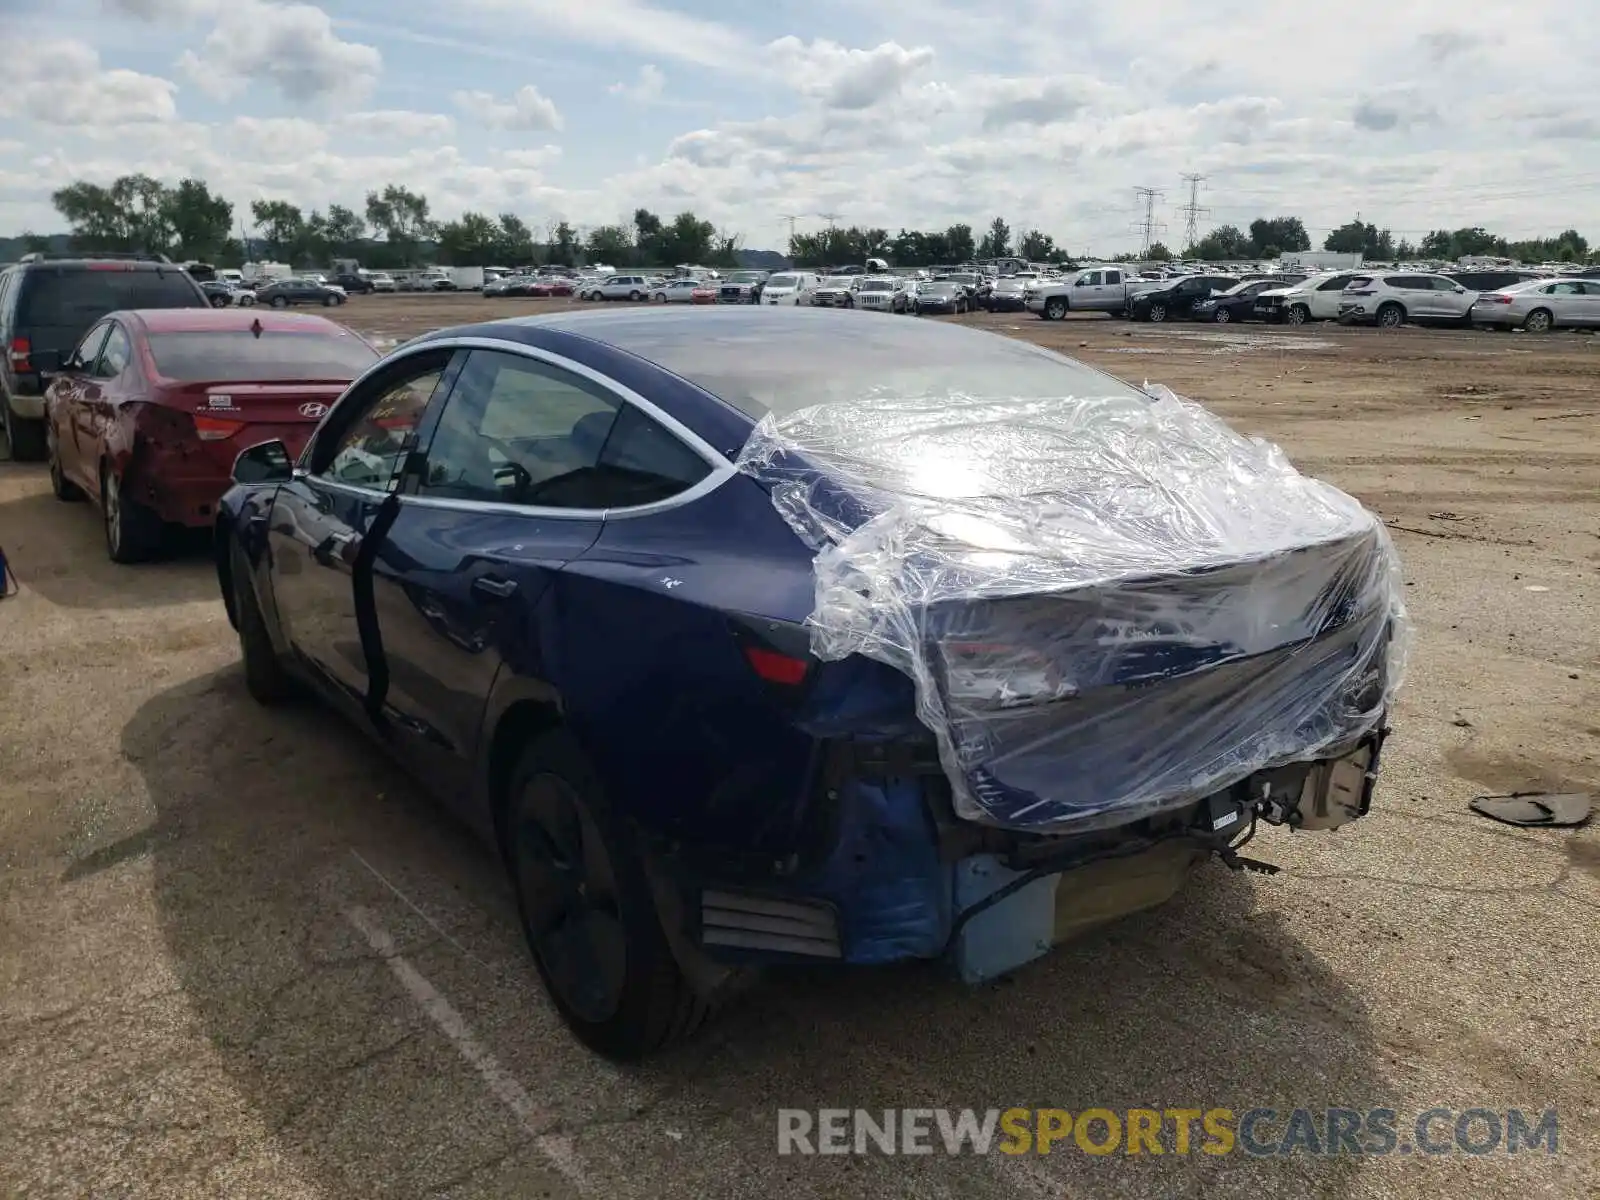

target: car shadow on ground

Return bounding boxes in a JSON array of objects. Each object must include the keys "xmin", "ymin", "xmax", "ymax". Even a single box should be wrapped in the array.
[
  {"xmin": 124, "ymin": 666, "xmax": 1386, "ymax": 1199},
  {"xmin": 0, "ymin": 479, "xmax": 218, "ymax": 609}
]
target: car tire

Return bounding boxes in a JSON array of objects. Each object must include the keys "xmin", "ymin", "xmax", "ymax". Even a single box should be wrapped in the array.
[
  {"xmin": 3, "ymin": 401, "xmax": 47, "ymax": 461},
  {"xmin": 230, "ymin": 539, "xmax": 294, "ymax": 704},
  {"xmin": 1286, "ymin": 304, "xmax": 1310, "ymax": 326},
  {"xmin": 504, "ymin": 729, "xmax": 711, "ymax": 1060},
  {"xmin": 271, "ymin": 296, "xmax": 289, "ymax": 309},
  {"xmin": 1376, "ymin": 302, "xmax": 1404, "ymax": 329},
  {"xmin": 1522, "ymin": 308, "xmax": 1553, "ymax": 334},
  {"xmin": 1148, "ymin": 303, "xmax": 1167, "ymax": 323},
  {"xmin": 210, "ymin": 294, "xmax": 229, "ymax": 309},
  {"xmin": 1043, "ymin": 297, "xmax": 1068, "ymax": 321},
  {"xmin": 323, "ymin": 295, "xmax": 338, "ymax": 307},
  {"xmin": 629, "ymin": 290, "xmax": 644, "ymax": 302},
  {"xmin": 100, "ymin": 463, "xmax": 161, "ymax": 564},
  {"xmin": 653, "ymin": 292, "xmax": 666, "ymax": 303},
  {"xmin": 47, "ymin": 423, "xmax": 82, "ymax": 501},
  {"xmin": 1214, "ymin": 308, "xmax": 1232, "ymax": 323}
]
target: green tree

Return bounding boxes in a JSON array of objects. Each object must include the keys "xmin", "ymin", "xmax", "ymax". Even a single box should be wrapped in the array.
[
  {"xmin": 547, "ymin": 220, "xmax": 579, "ymax": 266},
  {"xmin": 977, "ymin": 216, "xmax": 1011, "ymax": 259},
  {"xmin": 1017, "ymin": 229, "xmax": 1055, "ymax": 260},
  {"xmin": 364, "ymin": 184, "xmax": 437, "ymax": 266},
  {"xmin": 945, "ymin": 223, "xmax": 976, "ymax": 261},
  {"xmin": 436, "ymin": 211, "xmax": 502, "ymax": 265},
  {"xmin": 585, "ymin": 224, "xmax": 635, "ymax": 265},
  {"xmin": 633, "ymin": 208, "xmax": 665, "ymax": 264},
  {"xmin": 250, "ymin": 199, "xmax": 306, "ymax": 262},
  {"xmin": 52, "ymin": 180, "xmax": 133, "ymax": 250},
  {"xmin": 162, "ymin": 178, "xmax": 233, "ymax": 262},
  {"xmin": 1146, "ymin": 241, "xmax": 1173, "ymax": 262},
  {"xmin": 495, "ymin": 213, "xmax": 533, "ymax": 264},
  {"xmin": 1193, "ymin": 224, "xmax": 1251, "ymax": 261},
  {"xmin": 1247, "ymin": 216, "xmax": 1310, "ymax": 256}
]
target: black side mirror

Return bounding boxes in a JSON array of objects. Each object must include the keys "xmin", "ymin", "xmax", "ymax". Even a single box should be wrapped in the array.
[{"xmin": 232, "ymin": 439, "xmax": 294, "ymax": 484}]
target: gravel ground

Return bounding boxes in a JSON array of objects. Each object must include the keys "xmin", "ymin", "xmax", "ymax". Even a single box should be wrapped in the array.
[{"xmin": 1, "ymin": 295, "xmax": 1596, "ymax": 1199}]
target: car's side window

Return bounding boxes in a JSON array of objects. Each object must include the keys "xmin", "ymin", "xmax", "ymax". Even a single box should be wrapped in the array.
[
  {"xmin": 1105, "ymin": 270, "xmax": 1122, "ymax": 284},
  {"xmin": 1318, "ymin": 276, "xmax": 1351, "ymax": 291},
  {"xmin": 419, "ymin": 350, "xmax": 712, "ymax": 510},
  {"xmin": 71, "ymin": 322, "xmax": 111, "ymax": 372},
  {"xmin": 420, "ymin": 350, "xmax": 620, "ymax": 506},
  {"xmin": 94, "ymin": 324, "xmax": 132, "ymax": 379},
  {"xmin": 318, "ymin": 360, "xmax": 446, "ymax": 491}
]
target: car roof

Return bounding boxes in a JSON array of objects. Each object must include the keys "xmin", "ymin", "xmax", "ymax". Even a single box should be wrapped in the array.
[
  {"xmin": 436, "ymin": 307, "xmax": 1141, "ymax": 423},
  {"xmin": 125, "ymin": 308, "xmax": 348, "ymax": 334}
]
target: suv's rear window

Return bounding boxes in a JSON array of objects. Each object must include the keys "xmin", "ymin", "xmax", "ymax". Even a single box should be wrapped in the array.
[
  {"xmin": 147, "ymin": 330, "xmax": 378, "ymax": 381},
  {"xmin": 19, "ymin": 267, "xmax": 203, "ymax": 328}
]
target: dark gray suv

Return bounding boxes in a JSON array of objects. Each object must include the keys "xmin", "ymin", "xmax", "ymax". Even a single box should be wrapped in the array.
[{"xmin": 0, "ymin": 254, "xmax": 206, "ymax": 460}]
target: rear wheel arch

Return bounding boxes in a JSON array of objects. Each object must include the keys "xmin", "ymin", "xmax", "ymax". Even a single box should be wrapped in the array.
[
  {"xmin": 215, "ymin": 516, "xmax": 238, "ymax": 628},
  {"xmin": 487, "ymin": 695, "xmax": 569, "ymax": 857}
]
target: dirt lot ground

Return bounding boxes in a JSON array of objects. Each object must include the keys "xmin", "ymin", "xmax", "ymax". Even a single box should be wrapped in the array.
[{"xmin": 2, "ymin": 294, "xmax": 1597, "ymax": 1199}]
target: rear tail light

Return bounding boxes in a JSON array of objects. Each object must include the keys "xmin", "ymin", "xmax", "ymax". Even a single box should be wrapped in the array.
[
  {"xmin": 8, "ymin": 337, "xmax": 31, "ymax": 370},
  {"xmin": 193, "ymin": 414, "xmax": 246, "ymax": 441},
  {"xmin": 744, "ymin": 645, "xmax": 810, "ymax": 686},
  {"xmin": 1480, "ymin": 294, "xmax": 1512, "ymax": 305}
]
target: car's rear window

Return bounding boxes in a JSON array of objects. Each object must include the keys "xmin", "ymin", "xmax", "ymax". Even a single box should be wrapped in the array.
[
  {"xmin": 18, "ymin": 267, "xmax": 203, "ymax": 328},
  {"xmin": 146, "ymin": 330, "xmax": 379, "ymax": 381},
  {"xmin": 767, "ymin": 275, "xmax": 798, "ymax": 288}
]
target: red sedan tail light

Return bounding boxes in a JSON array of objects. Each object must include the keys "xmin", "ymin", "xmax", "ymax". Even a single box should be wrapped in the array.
[
  {"xmin": 193, "ymin": 414, "xmax": 246, "ymax": 441},
  {"xmin": 8, "ymin": 337, "xmax": 31, "ymax": 371}
]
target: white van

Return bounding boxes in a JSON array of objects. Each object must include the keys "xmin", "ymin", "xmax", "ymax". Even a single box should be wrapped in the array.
[{"xmin": 762, "ymin": 271, "xmax": 822, "ymax": 305}]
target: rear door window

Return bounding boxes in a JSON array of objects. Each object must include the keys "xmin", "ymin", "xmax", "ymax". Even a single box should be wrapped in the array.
[
  {"xmin": 1317, "ymin": 275, "xmax": 1355, "ymax": 291},
  {"xmin": 93, "ymin": 324, "xmax": 133, "ymax": 379},
  {"xmin": 420, "ymin": 350, "xmax": 711, "ymax": 510}
]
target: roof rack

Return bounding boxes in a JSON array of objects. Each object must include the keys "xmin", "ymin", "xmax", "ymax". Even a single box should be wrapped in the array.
[{"xmin": 17, "ymin": 251, "xmax": 174, "ymax": 265}]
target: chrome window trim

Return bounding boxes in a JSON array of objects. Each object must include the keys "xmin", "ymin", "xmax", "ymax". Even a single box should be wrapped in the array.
[{"xmin": 304, "ymin": 334, "xmax": 739, "ymax": 522}]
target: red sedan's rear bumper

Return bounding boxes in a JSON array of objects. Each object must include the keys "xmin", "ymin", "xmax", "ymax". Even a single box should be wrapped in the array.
[{"xmin": 127, "ymin": 427, "xmax": 313, "ymax": 527}]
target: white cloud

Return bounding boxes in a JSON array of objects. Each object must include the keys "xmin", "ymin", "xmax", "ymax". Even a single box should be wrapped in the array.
[
  {"xmin": 0, "ymin": 39, "xmax": 176, "ymax": 127},
  {"xmin": 767, "ymin": 38, "xmax": 935, "ymax": 110},
  {"xmin": 103, "ymin": 0, "xmax": 215, "ymax": 18},
  {"xmin": 338, "ymin": 110, "xmax": 457, "ymax": 140},
  {"xmin": 502, "ymin": 146, "xmax": 563, "ymax": 169},
  {"xmin": 454, "ymin": 85, "xmax": 564, "ymax": 132},
  {"xmin": 227, "ymin": 116, "xmax": 328, "ymax": 161},
  {"xmin": 609, "ymin": 64, "xmax": 665, "ymax": 103},
  {"xmin": 176, "ymin": 0, "xmax": 380, "ymax": 103},
  {"xmin": 455, "ymin": 0, "xmax": 751, "ymax": 70}
]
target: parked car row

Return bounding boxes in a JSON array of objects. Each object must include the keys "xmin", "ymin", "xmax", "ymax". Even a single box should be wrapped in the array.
[{"xmin": 1014, "ymin": 261, "xmax": 1600, "ymax": 333}]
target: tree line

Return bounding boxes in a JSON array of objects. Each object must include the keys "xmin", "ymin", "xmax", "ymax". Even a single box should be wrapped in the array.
[
  {"xmin": 39, "ymin": 174, "xmax": 741, "ymax": 270},
  {"xmin": 24, "ymin": 173, "xmax": 1600, "ymax": 269},
  {"xmin": 787, "ymin": 217, "xmax": 1063, "ymax": 268}
]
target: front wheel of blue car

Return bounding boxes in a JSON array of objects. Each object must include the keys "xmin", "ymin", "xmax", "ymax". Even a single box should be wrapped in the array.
[{"xmin": 507, "ymin": 731, "xmax": 709, "ymax": 1059}]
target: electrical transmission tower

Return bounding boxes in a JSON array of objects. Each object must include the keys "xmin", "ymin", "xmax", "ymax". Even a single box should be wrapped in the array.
[
  {"xmin": 778, "ymin": 213, "xmax": 802, "ymax": 245},
  {"xmin": 1130, "ymin": 187, "xmax": 1166, "ymax": 258},
  {"xmin": 814, "ymin": 211, "xmax": 842, "ymax": 230},
  {"xmin": 1177, "ymin": 173, "xmax": 1210, "ymax": 251}
]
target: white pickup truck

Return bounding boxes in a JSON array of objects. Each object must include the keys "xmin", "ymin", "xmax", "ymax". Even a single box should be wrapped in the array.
[{"xmin": 1024, "ymin": 266, "xmax": 1167, "ymax": 320}]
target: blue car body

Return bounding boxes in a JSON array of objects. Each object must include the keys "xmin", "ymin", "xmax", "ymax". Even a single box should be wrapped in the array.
[{"xmin": 215, "ymin": 309, "xmax": 1391, "ymax": 998}]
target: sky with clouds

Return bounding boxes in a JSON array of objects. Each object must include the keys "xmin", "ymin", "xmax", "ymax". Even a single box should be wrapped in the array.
[{"xmin": 0, "ymin": 0, "xmax": 1596, "ymax": 254}]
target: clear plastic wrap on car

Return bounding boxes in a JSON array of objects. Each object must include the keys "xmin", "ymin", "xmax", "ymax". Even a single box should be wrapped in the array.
[{"xmin": 736, "ymin": 383, "xmax": 1409, "ymax": 832}]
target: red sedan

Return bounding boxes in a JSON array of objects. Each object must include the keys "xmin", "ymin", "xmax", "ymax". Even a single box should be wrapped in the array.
[
  {"xmin": 690, "ymin": 285, "xmax": 719, "ymax": 305},
  {"xmin": 528, "ymin": 279, "xmax": 575, "ymax": 297},
  {"xmin": 44, "ymin": 308, "xmax": 379, "ymax": 562}
]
